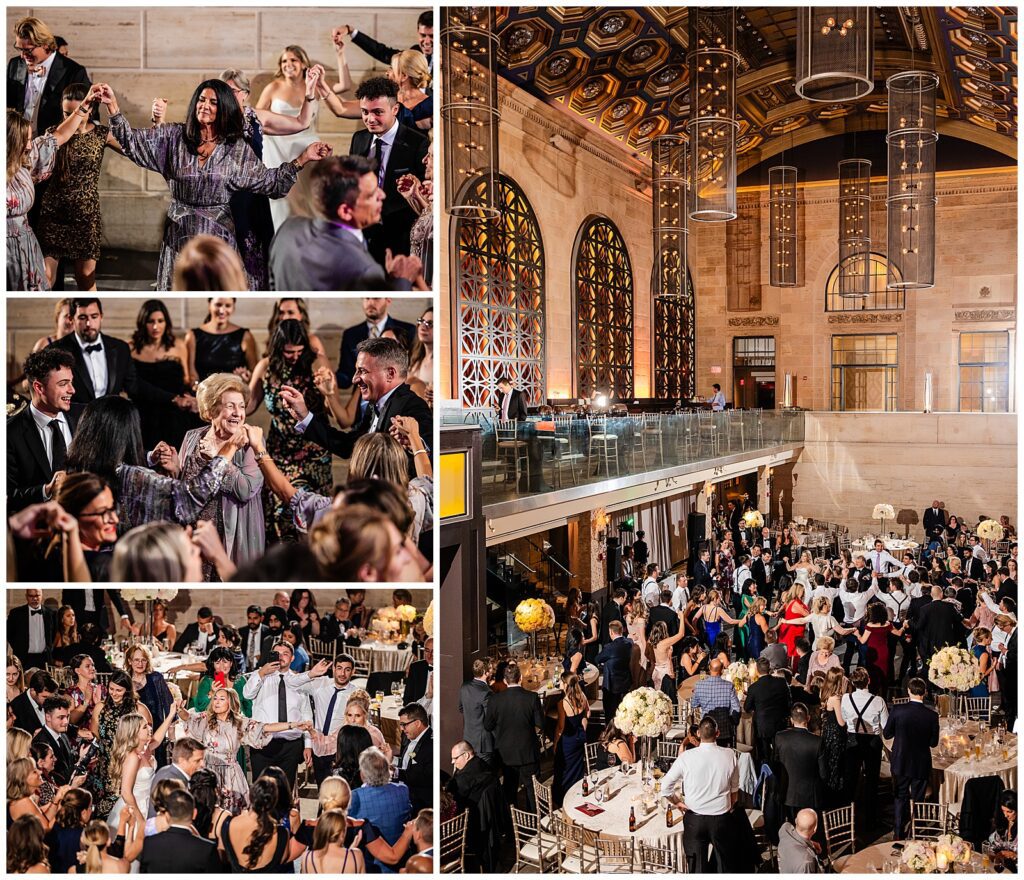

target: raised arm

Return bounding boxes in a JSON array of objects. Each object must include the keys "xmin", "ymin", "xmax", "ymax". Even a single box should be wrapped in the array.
[{"xmin": 101, "ymin": 85, "xmax": 177, "ymax": 176}]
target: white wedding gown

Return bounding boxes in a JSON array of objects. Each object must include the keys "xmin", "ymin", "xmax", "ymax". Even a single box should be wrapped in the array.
[
  {"xmin": 262, "ymin": 98, "xmax": 319, "ymax": 230},
  {"xmin": 107, "ymin": 762, "xmax": 154, "ymax": 873}
]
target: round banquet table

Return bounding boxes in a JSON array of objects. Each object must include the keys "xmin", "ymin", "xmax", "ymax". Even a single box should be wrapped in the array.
[
  {"xmin": 838, "ymin": 840, "xmax": 996, "ymax": 874},
  {"xmin": 526, "ymin": 663, "xmax": 600, "ymax": 699},
  {"xmin": 561, "ymin": 764, "xmax": 763, "ymax": 868},
  {"xmin": 375, "ymin": 695, "xmax": 403, "ymax": 748},
  {"xmin": 360, "ymin": 640, "xmax": 414, "ymax": 673},
  {"xmin": 851, "ymin": 536, "xmax": 919, "ymax": 556}
]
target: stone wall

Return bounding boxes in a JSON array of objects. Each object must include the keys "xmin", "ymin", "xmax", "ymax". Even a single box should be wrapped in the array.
[
  {"xmin": 7, "ymin": 6, "xmax": 428, "ymax": 250},
  {"xmin": 791, "ymin": 412, "xmax": 1018, "ymax": 538}
]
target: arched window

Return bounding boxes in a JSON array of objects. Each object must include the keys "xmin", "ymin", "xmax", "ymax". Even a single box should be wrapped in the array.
[
  {"xmin": 574, "ymin": 217, "xmax": 634, "ymax": 399},
  {"xmin": 453, "ymin": 175, "xmax": 546, "ymax": 409},
  {"xmin": 654, "ymin": 267, "xmax": 696, "ymax": 399},
  {"xmin": 825, "ymin": 253, "xmax": 904, "ymax": 311}
]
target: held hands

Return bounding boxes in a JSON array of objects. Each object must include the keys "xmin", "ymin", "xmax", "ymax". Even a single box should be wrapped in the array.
[
  {"xmin": 279, "ymin": 384, "xmax": 309, "ymax": 421},
  {"xmin": 297, "ymin": 141, "xmax": 333, "ymax": 166},
  {"xmin": 384, "ymin": 248, "xmax": 423, "ymax": 283},
  {"xmin": 312, "ymin": 365, "xmax": 337, "ymax": 398},
  {"xmin": 243, "ymin": 423, "xmax": 266, "ymax": 455},
  {"xmin": 389, "ymin": 414, "xmax": 421, "ymax": 447},
  {"xmin": 151, "ymin": 98, "xmax": 168, "ymax": 124},
  {"xmin": 397, "ymin": 173, "xmax": 425, "ymax": 212},
  {"xmin": 232, "ymin": 365, "xmax": 252, "ymax": 382},
  {"xmin": 294, "ymin": 720, "xmax": 314, "ymax": 732},
  {"xmin": 305, "ymin": 66, "xmax": 323, "ymax": 99},
  {"xmin": 332, "ymin": 25, "xmax": 352, "ymax": 48}
]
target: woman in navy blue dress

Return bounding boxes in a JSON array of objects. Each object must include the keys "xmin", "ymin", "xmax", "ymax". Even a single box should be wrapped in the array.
[{"xmin": 553, "ymin": 672, "xmax": 590, "ymax": 805}]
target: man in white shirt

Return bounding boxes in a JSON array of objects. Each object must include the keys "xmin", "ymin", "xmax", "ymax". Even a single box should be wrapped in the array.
[
  {"xmin": 710, "ymin": 383, "xmax": 726, "ymax": 412},
  {"xmin": 969, "ymin": 534, "xmax": 990, "ymax": 563},
  {"xmin": 671, "ymin": 573, "xmax": 691, "ymax": 612},
  {"xmin": 878, "ymin": 577, "xmax": 912, "ymax": 623},
  {"xmin": 868, "ymin": 539, "xmax": 909, "ymax": 576},
  {"xmin": 642, "ymin": 564, "xmax": 661, "ymax": 607},
  {"xmin": 295, "ymin": 654, "xmax": 359, "ymax": 784},
  {"xmin": 733, "ymin": 556, "xmax": 752, "ymax": 614},
  {"xmin": 839, "ymin": 566, "xmax": 879, "ymax": 672},
  {"xmin": 662, "ymin": 716, "xmax": 740, "ymax": 872},
  {"xmin": 242, "ymin": 642, "xmax": 314, "ymax": 788},
  {"xmin": 841, "ymin": 668, "xmax": 887, "ymax": 821}
]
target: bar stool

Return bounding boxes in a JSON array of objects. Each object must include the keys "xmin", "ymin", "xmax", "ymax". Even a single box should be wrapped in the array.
[{"xmin": 496, "ymin": 419, "xmax": 529, "ymax": 493}]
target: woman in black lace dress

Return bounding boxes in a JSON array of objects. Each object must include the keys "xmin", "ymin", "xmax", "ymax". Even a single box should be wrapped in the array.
[
  {"xmin": 186, "ymin": 296, "xmax": 258, "ymax": 384},
  {"xmin": 817, "ymin": 667, "xmax": 849, "ymax": 808}
]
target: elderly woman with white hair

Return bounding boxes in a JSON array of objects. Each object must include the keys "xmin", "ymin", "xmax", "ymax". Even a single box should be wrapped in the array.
[{"xmin": 173, "ymin": 372, "xmax": 264, "ymax": 580}]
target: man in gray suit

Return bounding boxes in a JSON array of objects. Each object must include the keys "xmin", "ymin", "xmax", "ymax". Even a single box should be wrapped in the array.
[
  {"xmin": 458, "ymin": 659, "xmax": 495, "ymax": 765},
  {"xmin": 147, "ymin": 737, "xmax": 206, "ymax": 817},
  {"xmin": 269, "ymin": 155, "xmax": 422, "ymax": 291}
]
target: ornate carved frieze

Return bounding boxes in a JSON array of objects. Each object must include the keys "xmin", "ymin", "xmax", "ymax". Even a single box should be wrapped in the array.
[
  {"xmin": 827, "ymin": 313, "xmax": 904, "ymax": 324},
  {"xmin": 727, "ymin": 315, "xmax": 780, "ymax": 327},
  {"xmin": 954, "ymin": 308, "xmax": 1015, "ymax": 322}
]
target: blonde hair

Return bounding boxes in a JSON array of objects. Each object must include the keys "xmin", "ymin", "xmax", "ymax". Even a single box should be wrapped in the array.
[
  {"xmin": 394, "ymin": 49, "xmax": 431, "ymax": 89},
  {"xmin": 80, "ymin": 821, "xmax": 110, "ymax": 874},
  {"xmin": 6, "ymin": 109, "xmax": 31, "ymax": 180},
  {"xmin": 14, "ymin": 17, "xmax": 56, "ymax": 50},
  {"xmin": 108, "ymin": 713, "xmax": 146, "ymax": 792},
  {"xmin": 275, "ymin": 45, "xmax": 311, "ymax": 79},
  {"xmin": 8, "ymin": 726, "xmax": 32, "ymax": 762},
  {"xmin": 346, "ymin": 689, "xmax": 371, "ymax": 713},
  {"xmin": 111, "ymin": 522, "xmax": 191, "ymax": 583},
  {"xmin": 123, "ymin": 644, "xmax": 153, "ymax": 675},
  {"xmin": 319, "ymin": 776, "xmax": 351, "ymax": 811},
  {"xmin": 7, "ymin": 756, "xmax": 35, "ymax": 799},
  {"xmin": 949, "ymin": 557, "xmax": 962, "ymax": 572},
  {"xmin": 818, "ymin": 667, "xmax": 848, "ymax": 703},
  {"xmin": 751, "ymin": 596, "xmax": 767, "ymax": 615},
  {"xmin": 813, "ymin": 596, "xmax": 831, "ymax": 615},
  {"xmin": 311, "ymin": 807, "xmax": 349, "ymax": 852},
  {"xmin": 196, "ymin": 372, "xmax": 249, "ymax": 421},
  {"xmin": 782, "ymin": 584, "xmax": 806, "ymax": 605},
  {"xmin": 972, "ymin": 626, "xmax": 992, "ymax": 645},
  {"xmin": 205, "ymin": 686, "xmax": 245, "ymax": 742},
  {"xmin": 814, "ymin": 635, "xmax": 835, "ymax": 654},
  {"xmin": 171, "ymin": 234, "xmax": 247, "ymax": 291},
  {"xmin": 310, "ymin": 506, "xmax": 395, "ymax": 582},
  {"xmin": 348, "ymin": 433, "xmax": 410, "ymax": 489}
]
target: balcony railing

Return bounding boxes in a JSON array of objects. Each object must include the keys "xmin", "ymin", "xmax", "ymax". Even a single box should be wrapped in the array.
[{"xmin": 440, "ymin": 408, "xmax": 806, "ymax": 506}]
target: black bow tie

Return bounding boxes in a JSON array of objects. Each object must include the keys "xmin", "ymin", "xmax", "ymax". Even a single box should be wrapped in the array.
[
  {"xmin": 84, "ymin": 343, "xmax": 102, "ymax": 354},
  {"xmin": 30, "ymin": 609, "xmax": 43, "ymax": 616}
]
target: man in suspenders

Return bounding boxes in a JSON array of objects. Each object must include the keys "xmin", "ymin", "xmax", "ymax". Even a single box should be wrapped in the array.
[{"xmin": 840, "ymin": 668, "xmax": 889, "ymax": 830}]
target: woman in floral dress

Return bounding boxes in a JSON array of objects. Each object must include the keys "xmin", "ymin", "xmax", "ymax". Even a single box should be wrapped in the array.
[
  {"xmin": 176, "ymin": 687, "xmax": 310, "ymax": 814},
  {"xmin": 6, "ymin": 85, "xmax": 105, "ymax": 290},
  {"xmin": 247, "ymin": 319, "xmax": 332, "ymax": 543}
]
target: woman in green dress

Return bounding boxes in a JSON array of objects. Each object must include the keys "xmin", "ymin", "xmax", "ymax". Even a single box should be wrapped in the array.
[{"xmin": 735, "ymin": 577, "xmax": 759, "ymax": 658}]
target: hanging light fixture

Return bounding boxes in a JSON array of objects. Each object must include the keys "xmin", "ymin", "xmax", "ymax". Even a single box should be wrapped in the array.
[
  {"xmin": 441, "ymin": 6, "xmax": 500, "ymax": 218},
  {"xmin": 795, "ymin": 7, "xmax": 874, "ymax": 102},
  {"xmin": 886, "ymin": 71, "xmax": 938, "ymax": 289},
  {"xmin": 687, "ymin": 7, "xmax": 738, "ymax": 222},
  {"xmin": 768, "ymin": 165, "xmax": 798, "ymax": 287},
  {"xmin": 652, "ymin": 134, "xmax": 688, "ymax": 298},
  {"xmin": 837, "ymin": 158, "xmax": 872, "ymax": 298}
]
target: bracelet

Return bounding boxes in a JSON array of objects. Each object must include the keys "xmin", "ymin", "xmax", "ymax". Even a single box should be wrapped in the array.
[
  {"xmin": 411, "ymin": 448, "xmax": 427, "ymax": 457},
  {"xmin": 254, "ymin": 450, "xmax": 268, "ymax": 462},
  {"xmin": 291, "ymin": 158, "xmax": 303, "ymax": 171}
]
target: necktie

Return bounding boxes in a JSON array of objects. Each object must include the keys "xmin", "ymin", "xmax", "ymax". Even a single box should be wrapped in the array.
[
  {"xmin": 372, "ymin": 137, "xmax": 384, "ymax": 187},
  {"xmin": 277, "ymin": 674, "xmax": 288, "ymax": 723},
  {"xmin": 84, "ymin": 343, "xmax": 102, "ymax": 354},
  {"xmin": 59, "ymin": 733, "xmax": 72, "ymax": 766},
  {"xmin": 322, "ymin": 688, "xmax": 344, "ymax": 734},
  {"xmin": 369, "ymin": 323, "xmax": 381, "ymax": 339},
  {"xmin": 49, "ymin": 418, "xmax": 66, "ymax": 470}
]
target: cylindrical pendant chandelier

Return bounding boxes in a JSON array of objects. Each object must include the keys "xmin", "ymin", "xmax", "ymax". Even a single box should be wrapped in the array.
[
  {"xmin": 687, "ymin": 7, "xmax": 738, "ymax": 222},
  {"xmin": 795, "ymin": 7, "xmax": 874, "ymax": 102},
  {"xmin": 769, "ymin": 165, "xmax": 798, "ymax": 287},
  {"xmin": 441, "ymin": 6, "xmax": 500, "ymax": 218},
  {"xmin": 837, "ymin": 158, "xmax": 872, "ymax": 298},
  {"xmin": 652, "ymin": 134, "xmax": 688, "ymax": 298},
  {"xmin": 886, "ymin": 71, "xmax": 938, "ymax": 289}
]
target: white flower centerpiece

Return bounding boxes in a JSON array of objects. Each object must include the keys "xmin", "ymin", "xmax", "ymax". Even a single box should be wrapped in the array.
[
  {"xmin": 902, "ymin": 841, "xmax": 938, "ymax": 874},
  {"xmin": 371, "ymin": 608, "xmax": 401, "ymax": 641},
  {"xmin": 873, "ymin": 503, "xmax": 896, "ymax": 536},
  {"xmin": 900, "ymin": 835, "xmax": 972, "ymax": 874},
  {"xmin": 120, "ymin": 589, "xmax": 179, "ymax": 648},
  {"xmin": 978, "ymin": 519, "xmax": 1003, "ymax": 542},
  {"xmin": 742, "ymin": 509, "xmax": 764, "ymax": 530},
  {"xmin": 422, "ymin": 601, "xmax": 434, "ymax": 638},
  {"xmin": 927, "ymin": 646, "xmax": 982, "ymax": 692},
  {"xmin": 614, "ymin": 686, "xmax": 673, "ymax": 780}
]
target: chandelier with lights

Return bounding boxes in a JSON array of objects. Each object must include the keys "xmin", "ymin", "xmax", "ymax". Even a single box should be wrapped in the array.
[
  {"xmin": 652, "ymin": 134, "xmax": 689, "ymax": 299},
  {"xmin": 768, "ymin": 165, "xmax": 799, "ymax": 287},
  {"xmin": 837, "ymin": 158, "xmax": 872, "ymax": 298},
  {"xmin": 795, "ymin": 7, "xmax": 874, "ymax": 102}
]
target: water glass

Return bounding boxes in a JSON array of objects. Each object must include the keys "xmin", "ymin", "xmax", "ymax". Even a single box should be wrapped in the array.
[
  {"xmin": 589, "ymin": 769, "xmax": 598, "ymax": 787},
  {"xmin": 594, "ymin": 786, "xmax": 604, "ymax": 804}
]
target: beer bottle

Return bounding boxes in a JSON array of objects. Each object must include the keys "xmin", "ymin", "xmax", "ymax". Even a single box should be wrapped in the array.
[
  {"xmin": 582, "ymin": 775, "xmax": 589, "ymax": 796},
  {"xmin": 666, "ymin": 802, "xmax": 674, "ymax": 828},
  {"xmin": 629, "ymin": 806, "xmax": 636, "ymax": 833}
]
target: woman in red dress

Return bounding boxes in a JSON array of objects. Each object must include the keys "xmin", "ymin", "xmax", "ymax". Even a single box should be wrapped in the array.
[
  {"xmin": 854, "ymin": 602, "xmax": 906, "ymax": 695},
  {"xmin": 777, "ymin": 584, "xmax": 811, "ymax": 662}
]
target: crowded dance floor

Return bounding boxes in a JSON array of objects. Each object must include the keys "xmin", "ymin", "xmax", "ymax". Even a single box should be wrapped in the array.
[
  {"xmin": 6, "ymin": 588, "xmax": 434, "ymax": 874},
  {"xmin": 7, "ymin": 296, "xmax": 433, "ymax": 583},
  {"xmin": 6, "ymin": 8, "xmax": 432, "ymax": 291},
  {"xmin": 436, "ymin": 5, "xmax": 1019, "ymax": 874}
]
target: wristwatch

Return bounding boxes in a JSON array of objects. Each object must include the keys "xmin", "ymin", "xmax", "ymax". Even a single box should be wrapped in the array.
[{"xmin": 254, "ymin": 450, "xmax": 268, "ymax": 463}]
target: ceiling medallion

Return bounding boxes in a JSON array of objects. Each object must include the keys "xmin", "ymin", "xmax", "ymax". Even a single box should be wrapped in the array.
[
  {"xmin": 629, "ymin": 43, "xmax": 654, "ymax": 63},
  {"xmin": 505, "ymin": 25, "xmax": 535, "ymax": 53},
  {"xmin": 599, "ymin": 13, "xmax": 627, "ymax": 35},
  {"xmin": 546, "ymin": 55, "xmax": 572, "ymax": 77},
  {"xmin": 581, "ymin": 80, "xmax": 604, "ymax": 100},
  {"xmin": 610, "ymin": 101, "xmax": 632, "ymax": 119},
  {"xmin": 654, "ymin": 66, "xmax": 681, "ymax": 85},
  {"xmin": 636, "ymin": 120, "xmax": 657, "ymax": 137}
]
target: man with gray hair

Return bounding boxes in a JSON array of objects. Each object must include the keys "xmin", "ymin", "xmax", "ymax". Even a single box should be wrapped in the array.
[
  {"xmin": 280, "ymin": 336, "xmax": 431, "ymax": 468},
  {"xmin": 348, "ymin": 746, "xmax": 412, "ymax": 870}
]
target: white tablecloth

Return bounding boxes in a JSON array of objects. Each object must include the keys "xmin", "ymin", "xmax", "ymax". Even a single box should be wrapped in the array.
[
  {"xmin": 839, "ymin": 841, "xmax": 995, "ymax": 874},
  {"xmin": 529, "ymin": 663, "xmax": 600, "ymax": 699},
  {"xmin": 941, "ymin": 745, "xmax": 1018, "ymax": 805},
  {"xmin": 361, "ymin": 641, "xmax": 414, "ymax": 673}
]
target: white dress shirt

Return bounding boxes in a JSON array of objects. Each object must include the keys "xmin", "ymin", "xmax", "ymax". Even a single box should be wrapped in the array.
[
  {"xmin": 879, "ymin": 589, "xmax": 912, "ymax": 622},
  {"xmin": 76, "ymin": 332, "xmax": 108, "ymax": 398},
  {"xmin": 28, "ymin": 605, "xmax": 46, "ymax": 653},
  {"xmin": 734, "ymin": 564, "xmax": 751, "ymax": 596},
  {"xmin": 370, "ymin": 117, "xmax": 400, "ymax": 184},
  {"xmin": 972, "ymin": 543, "xmax": 989, "ymax": 563},
  {"xmin": 869, "ymin": 548, "xmax": 909, "ymax": 576},
  {"xmin": 838, "ymin": 577, "xmax": 879, "ymax": 623},
  {"xmin": 242, "ymin": 670, "xmax": 313, "ymax": 746},
  {"xmin": 808, "ymin": 583, "xmax": 840, "ymax": 607},
  {"xmin": 29, "ymin": 694, "xmax": 46, "ymax": 727},
  {"xmin": 671, "ymin": 584, "xmax": 690, "ymax": 612},
  {"xmin": 642, "ymin": 577, "xmax": 660, "ymax": 607},
  {"xmin": 710, "ymin": 391, "xmax": 726, "ymax": 411},
  {"xmin": 295, "ymin": 677, "xmax": 358, "ymax": 739},
  {"xmin": 29, "ymin": 403, "xmax": 73, "ymax": 477},
  {"xmin": 500, "ymin": 390, "xmax": 512, "ymax": 421},
  {"xmin": 661, "ymin": 742, "xmax": 738, "ymax": 815},
  {"xmin": 368, "ymin": 385, "xmax": 399, "ymax": 433},
  {"xmin": 402, "ymin": 727, "xmax": 428, "ymax": 770},
  {"xmin": 841, "ymin": 690, "xmax": 889, "ymax": 735},
  {"xmin": 23, "ymin": 50, "xmax": 56, "ymax": 122}
]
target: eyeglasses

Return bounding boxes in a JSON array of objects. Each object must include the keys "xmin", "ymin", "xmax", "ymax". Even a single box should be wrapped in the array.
[
  {"xmin": 451, "ymin": 752, "xmax": 469, "ymax": 763},
  {"xmin": 416, "ymin": 319, "xmax": 433, "ymax": 328},
  {"xmin": 13, "ymin": 43, "xmax": 39, "ymax": 56},
  {"xmin": 398, "ymin": 720, "xmax": 417, "ymax": 729},
  {"xmin": 78, "ymin": 508, "xmax": 118, "ymax": 522}
]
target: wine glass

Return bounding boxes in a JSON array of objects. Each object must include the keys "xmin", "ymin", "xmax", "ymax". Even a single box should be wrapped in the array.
[
  {"xmin": 589, "ymin": 769, "xmax": 598, "ymax": 788},
  {"xmin": 594, "ymin": 786, "xmax": 604, "ymax": 805}
]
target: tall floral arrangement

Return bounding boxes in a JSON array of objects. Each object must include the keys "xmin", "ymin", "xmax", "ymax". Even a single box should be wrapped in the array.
[
  {"xmin": 614, "ymin": 687, "xmax": 673, "ymax": 738},
  {"xmin": 120, "ymin": 588, "xmax": 179, "ymax": 602},
  {"xmin": 977, "ymin": 519, "xmax": 1003, "ymax": 541},
  {"xmin": 927, "ymin": 646, "xmax": 982, "ymax": 691},
  {"xmin": 514, "ymin": 599, "xmax": 555, "ymax": 634},
  {"xmin": 422, "ymin": 601, "xmax": 434, "ymax": 638}
]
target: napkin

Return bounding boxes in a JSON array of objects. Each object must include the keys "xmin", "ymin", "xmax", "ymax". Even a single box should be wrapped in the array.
[{"xmin": 576, "ymin": 803, "xmax": 605, "ymax": 816}]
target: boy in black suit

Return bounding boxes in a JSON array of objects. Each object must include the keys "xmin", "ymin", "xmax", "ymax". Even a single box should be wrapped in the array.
[
  {"xmin": 883, "ymin": 677, "xmax": 940, "ymax": 840},
  {"xmin": 139, "ymin": 789, "xmax": 221, "ymax": 873},
  {"xmin": 348, "ymin": 76, "xmax": 429, "ymax": 267}
]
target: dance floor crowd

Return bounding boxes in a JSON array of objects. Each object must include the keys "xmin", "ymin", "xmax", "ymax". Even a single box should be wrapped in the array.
[
  {"xmin": 6, "ymin": 12, "xmax": 432, "ymax": 291},
  {"xmin": 7, "ymin": 296, "xmax": 433, "ymax": 583},
  {"xmin": 7, "ymin": 588, "xmax": 434, "ymax": 874},
  {"xmin": 448, "ymin": 503, "xmax": 1018, "ymax": 873}
]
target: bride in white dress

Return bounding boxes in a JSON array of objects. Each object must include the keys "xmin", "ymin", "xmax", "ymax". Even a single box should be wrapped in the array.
[
  {"xmin": 256, "ymin": 45, "xmax": 320, "ymax": 229},
  {"xmin": 785, "ymin": 549, "xmax": 820, "ymax": 591},
  {"xmin": 105, "ymin": 707, "xmax": 179, "ymax": 869}
]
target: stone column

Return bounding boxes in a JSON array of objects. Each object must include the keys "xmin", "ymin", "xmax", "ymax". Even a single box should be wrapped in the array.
[{"xmin": 568, "ymin": 510, "xmax": 610, "ymax": 600}]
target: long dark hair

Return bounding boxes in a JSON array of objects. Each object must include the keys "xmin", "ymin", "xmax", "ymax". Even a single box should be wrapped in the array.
[
  {"xmin": 333, "ymin": 724, "xmax": 373, "ymax": 788},
  {"xmin": 268, "ymin": 319, "xmax": 317, "ymax": 382},
  {"xmin": 65, "ymin": 397, "xmax": 146, "ymax": 485},
  {"xmin": 408, "ymin": 306, "xmax": 432, "ymax": 374},
  {"xmin": 243, "ymin": 777, "xmax": 279, "ymax": 869},
  {"xmin": 131, "ymin": 299, "xmax": 175, "ymax": 353},
  {"xmin": 189, "ymin": 768, "xmax": 219, "ymax": 838},
  {"xmin": 183, "ymin": 79, "xmax": 244, "ymax": 154},
  {"xmin": 104, "ymin": 670, "xmax": 138, "ymax": 713},
  {"xmin": 996, "ymin": 789, "xmax": 1017, "ymax": 839},
  {"xmin": 204, "ymin": 646, "xmax": 239, "ymax": 681}
]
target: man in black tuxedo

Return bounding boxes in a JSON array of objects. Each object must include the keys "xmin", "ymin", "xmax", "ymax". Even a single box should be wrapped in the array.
[
  {"xmin": 599, "ymin": 588, "xmax": 628, "ymax": 644},
  {"xmin": 647, "ymin": 590, "xmax": 680, "ymax": 639},
  {"xmin": 340, "ymin": 10, "xmax": 433, "ymax": 71},
  {"xmin": 48, "ymin": 298, "xmax": 175, "ymax": 407},
  {"xmin": 692, "ymin": 547, "xmax": 714, "ymax": 590},
  {"xmin": 883, "ymin": 678, "xmax": 940, "ymax": 840},
  {"xmin": 728, "ymin": 500, "xmax": 743, "ymax": 549},
  {"xmin": 495, "ymin": 376, "xmax": 529, "ymax": 422},
  {"xmin": 743, "ymin": 659, "xmax": 792, "ymax": 766},
  {"xmin": 282, "ymin": 337, "xmax": 431, "ymax": 472},
  {"xmin": 139, "ymin": 789, "xmax": 221, "ymax": 873},
  {"xmin": 10, "ymin": 670, "xmax": 59, "ymax": 735},
  {"xmin": 483, "ymin": 663, "xmax": 544, "ymax": 811},
  {"xmin": 751, "ymin": 546, "xmax": 775, "ymax": 605},
  {"xmin": 595, "ymin": 621, "xmax": 634, "ymax": 726},
  {"xmin": 916, "ymin": 585, "xmax": 966, "ymax": 668},
  {"xmin": 963, "ymin": 554, "xmax": 986, "ymax": 584},
  {"xmin": 994, "ymin": 614, "xmax": 1017, "ymax": 728},
  {"xmin": 61, "ymin": 588, "xmax": 130, "ymax": 635},
  {"xmin": 397, "ymin": 704, "xmax": 432, "ymax": 813},
  {"xmin": 241, "ymin": 605, "xmax": 275, "ymax": 672},
  {"xmin": 172, "ymin": 606, "xmax": 221, "ymax": 655},
  {"xmin": 319, "ymin": 597, "xmax": 354, "ymax": 643},
  {"xmin": 32, "ymin": 695, "xmax": 84, "ymax": 786},
  {"xmin": 8, "ymin": 348, "xmax": 81, "ymax": 513},
  {"xmin": 348, "ymin": 76, "xmax": 429, "ymax": 267},
  {"xmin": 336, "ymin": 297, "xmax": 417, "ymax": 389},
  {"xmin": 923, "ymin": 500, "xmax": 947, "ymax": 541},
  {"xmin": 774, "ymin": 703, "xmax": 822, "ymax": 818},
  {"xmin": 404, "ymin": 638, "xmax": 433, "ymax": 704},
  {"xmin": 7, "ymin": 589, "xmax": 56, "ymax": 668}
]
